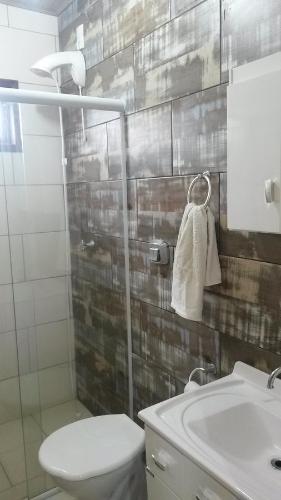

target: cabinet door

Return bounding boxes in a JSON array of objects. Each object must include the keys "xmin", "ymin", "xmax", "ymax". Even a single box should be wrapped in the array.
[
  {"xmin": 227, "ymin": 53, "xmax": 281, "ymax": 233},
  {"xmin": 146, "ymin": 472, "xmax": 181, "ymax": 500}
]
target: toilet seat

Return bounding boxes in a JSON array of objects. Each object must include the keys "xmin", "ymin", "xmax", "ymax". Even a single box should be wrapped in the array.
[{"xmin": 39, "ymin": 414, "xmax": 144, "ymax": 482}]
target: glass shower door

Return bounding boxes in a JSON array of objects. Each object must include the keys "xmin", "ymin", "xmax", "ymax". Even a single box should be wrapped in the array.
[{"xmin": 0, "ymin": 91, "xmax": 88, "ymax": 500}]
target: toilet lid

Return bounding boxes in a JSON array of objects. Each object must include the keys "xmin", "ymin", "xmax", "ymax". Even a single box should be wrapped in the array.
[{"xmin": 39, "ymin": 414, "xmax": 144, "ymax": 481}]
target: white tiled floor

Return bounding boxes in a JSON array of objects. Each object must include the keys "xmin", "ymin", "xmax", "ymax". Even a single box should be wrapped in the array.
[{"xmin": 0, "ymin": 399, "xmax": 91, "ymax": 500}]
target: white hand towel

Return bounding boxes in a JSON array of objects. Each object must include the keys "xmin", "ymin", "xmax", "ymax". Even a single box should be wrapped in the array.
[{"xmin": 171, "ymin": 203, "xmax": 221, "ymax": 322}]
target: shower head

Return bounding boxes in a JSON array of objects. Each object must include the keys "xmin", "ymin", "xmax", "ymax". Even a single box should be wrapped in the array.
[{"xmin": 31, "ymin": 51, "xmax": 86, "ymax": 88}]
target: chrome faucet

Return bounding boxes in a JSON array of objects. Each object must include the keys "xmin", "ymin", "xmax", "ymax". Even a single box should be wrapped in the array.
[{"xmin": 267, "ymin": 367, "xmax": 281, "ymax": 389}]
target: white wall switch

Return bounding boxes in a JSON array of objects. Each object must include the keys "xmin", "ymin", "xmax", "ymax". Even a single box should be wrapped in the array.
[{"xmin": 76, "ymin": 24, "xmax": 84, "ymax": 50}]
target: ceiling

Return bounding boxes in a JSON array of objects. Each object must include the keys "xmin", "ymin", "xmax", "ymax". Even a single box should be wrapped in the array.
[{"xmin": 3, "ymin": 0, "xmax": 70, "ymax": 16}]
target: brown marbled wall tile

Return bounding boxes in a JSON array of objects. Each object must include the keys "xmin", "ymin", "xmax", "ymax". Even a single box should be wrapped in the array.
[
  {"xmin": 67, "ymin": 183, "xmax": 89, "ymax": 234},
  {"xmin": 220, "ymin": 173, "xmax": 281, "ymax": 265},
  {"xmin": 173, "ymin": 85, "xmax": 227, "ymax": 175},
  {"xmin": 222, "ymin": 0, "xmax": 281, "ymax": 82},
  {"xmin": 220, "ymin": 335, "xmax": 281, "ymax": 377},
  {"xmin": 103, "ymin": 0, "xmax": 170, "ymax": 58},
  {"xmin": 70, "ymin": 233, "xmax": 114, "ymax": 289},
  {"xmin": 87, "ymin": 180, "xmax": 124, "ymax": 237},
  {"xmin": 133, "ymin": 354, "xmax": 177, "ymax": 419},
  {"xmin": 129, "ymin": 240, "xmax": 173, "ymax": 310},
  {"xmin": 171, "ymin": 0, "xmax": 208, "ymax": 18},
  {"xmin": 106, "ymin": 119, "xmax": 122, "ymax": 180},
  {"xmin": 58, "ymin": 0, "xmax": 87, "ymax": 32},
  {"xmin": 72, "ymin": 278, "xmax": 127, "ymax": 346},
  {"xmin": 76, "ymin": 324, "xmax": 128, "ymax": 414},
  {"xmin": 86, "ymin": 46, "xmax": 135, "ymax": 113},
  {"xmin": 61, "ymin": 81, "xmax": 81, "ymax": 135},
  {"xmin": 127, "ymin": 103, "xmax": 172, "ymax": 178},
  {"xmin": 132, "ymin": 300, "xmax": 220, "ymax": 382},
  {"xmin": 203, "ymin": 291, "xmax": 281, "ymax": 354},
  {"xmin": 60, "ymin": 1, "xmax": 103, "ymax": 73},
  {"xmin": 136, "ymin": 174, "xmax": 219, "ymax": 244},
  {"xmin": 134, "ymin": 0, "xmax": 220, "ymax": 110}
]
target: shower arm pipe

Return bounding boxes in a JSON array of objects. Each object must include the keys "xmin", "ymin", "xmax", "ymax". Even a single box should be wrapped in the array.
[{"xmin": 0, "ymin": 87, "xmax": 124, "ymax": 112}]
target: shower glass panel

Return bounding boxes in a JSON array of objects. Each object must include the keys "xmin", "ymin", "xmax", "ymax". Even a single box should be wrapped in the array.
[{"xmin": 0, "ymin": 92, "xmax": 114, "ymax": 499}]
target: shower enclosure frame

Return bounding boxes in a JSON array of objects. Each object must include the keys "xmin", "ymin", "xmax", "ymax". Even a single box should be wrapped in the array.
[{"xmin": 0, "ymin": 86, "xmax": 134, "ymax": 419}]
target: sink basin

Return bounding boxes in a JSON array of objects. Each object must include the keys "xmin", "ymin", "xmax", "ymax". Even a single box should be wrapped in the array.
[{"xmin": 139, "ymin": 362, "xmax": 281, "ymax": 500}]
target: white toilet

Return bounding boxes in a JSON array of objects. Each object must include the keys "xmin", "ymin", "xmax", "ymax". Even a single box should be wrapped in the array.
[{"xmin": 39, "ymin": 414, "xmax": 146, "ymax": 500}]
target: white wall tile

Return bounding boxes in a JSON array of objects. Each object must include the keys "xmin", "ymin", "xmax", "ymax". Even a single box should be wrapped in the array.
[
  {"xmin": 8, "ymin": 6, "xmax": 58, "ymax": 36},
  {"xmin": 38, "ymin": 363, "xmax": 73, "ymax": 409},
  {"xmin": 14, "ymin": 277, "xmax": 69, "ymax": 329},
  {"xmin": 6, "ymin": 185, "xmax": 65, "ymax": 234},
  {"xmin": 36, "ymin": 320, "xmax": 69, "ymax": 370},
  {"xmin": 0, "ymin": 4, "xmax": 8, "ymax": 26},
  {"xmin": 16, "ymin": 327, "xmax": 37, "ymax": 375},
  {"xmin": 0, "ymin": 332, "xmax": 18, "ymax": 381},
  {"xmin": 0, "ymin": 155, "xmax": 4, "ymax": 185},
  {"xmin": 0, "ymin": 152, "xmax": 24, "ymax": 185},
  {"xmin": 23, "ymin": 231, "xmax": 67, "ymax": 280},
  {"xmin": 0, "ymin": 26, "xmax": 57, "ymax": 85},
  {"xmin": 0, "ymin": 285, "xmax": 15, "ymax": 334},
  {"xmin": 0, "ymin": 377, "xmax": 21, "ymax": 424},
  {"xmin": 0, "ymin": 236, "xmax": 11, "ymax": 285},
  {"xmin": 0, "ymin": 187, "xmax": 8, "ymax": 235},
  {"xmin": 20, "ymin": 372, "xmax": 40, "ymax": 416},
  {"xmin": 15, "ymin": 135, "xmax": 63, "ymax": 184},
  {"xmin": 19, "ymin": 84, "xmax": 60, "ymax": 137},
  {"xmin": 10, "ymin": 235, "xmax": 25, "ymax": 283}
]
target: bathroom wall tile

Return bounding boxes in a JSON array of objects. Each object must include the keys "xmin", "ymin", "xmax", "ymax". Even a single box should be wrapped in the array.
[
  {"xmin": 10, "ymin": 236, "xmax": 25, "ymax": 283},
  {"xmin": 38, "ymin": 363, "xmax": 74, "ymax": 409},
  {"xmin": 136, "ymin": 174, "xmax": 219, "ymax": 245},
  {"xmin": 72, "ymin": 281, "xmax": 127, "ymax": 347},
  {"xmin": 0, "ymin": 237, "xmax": 11, "ymax": 285},
  {"xmin": 20, "ymin": 372, "xmax": 40, "ymax": 416},
  {"xmin": 0, "ymin": 332, "xmax": 18, "ymax": 381},
  {"xmin": 0, "ymin": 4, "xmax": 8, "ymax": 26},
  {"xmin": 87, "ymin": 180, "xmax": 124, "ymax": 237},
  {"xmin": 86, "ymin": 46, "xmax": 135, "ymax": 114},
  {"xmin": 14, "ymin": 277, "xmax": 69, "ymax": 329},
  {"xmin": 0, "ymin": 187, "xmax": 8, "ymax": 236},
  {"xmin": 36, "ymin": 320, "xmax": 69, "ymax": 370},
  {"xmin": 0, "ymin": 26, "xmax": 57, "ymax": 85},
  {"xmin": 220, "ymin": 334, "xmax": 281, "ymax": 377},
  {"xmin": 222, "ymin": 0, "xmax": 281, "ymax": 82},
  {"xmin": 0, "ymin": 377, "xmax": 21, "ymax": 424},
  {"xmin": 219, "ymin": 173, "xmax": 281, "ymax": 265},
  {"xmin": 6, "ymin": 186, "xmax": 65, "ymax": 234},
  {"xmin": 0, "ymin": 285, "xmax": 15, "ymax": 334},
  {"xmin": 134, "ymin": 0, "xmax": 220, "ymax": 110},
  {"xmin": 16, "ymin": 327, "xmax": 38, "ymax": 375},
  {"xmin": 70, "ymin": 233, "xmax": 113, "ymax": 289},
  {"xmin": 65, "ymin": 124, "xmax": 108, "ymax": 180},
  {"xmin": 8, "ymin": 6, "xmax": 58, "ymax": 35},
  {"xmin": 203, "ymin": 291, "xmax": 281, "ymax": 355},
  {"xmin": 171, "ymin": 0, "xmax": 207, "ymax": 18},
  {"xmin": 133, "ymin": 354, "xmax": 177, "ymax": 420},
  {"xmin": 76, "ymin": 336, "xmax": 128, "ymax": 413},
  {"xmin": 22, "ymin": 231, "xmax": 67, "ymax": 280},
  {"xmin": 132, "ymin": 300, "xmax": 220, "ymax": 382},
  {"xmin": 172, "ymin": 85, "xmax": 227, "ymax": 175},
  {"xmin": 67, "ymin": 183, "xmax": 89, "ymax": 235},
  {"xmin": 19, "ymin": 84, "xmax": 60, "ymax": 137},
  {"xmin": 103, "ymin": 0, "xmax": 170, "ymax": 58},
  {"xmin": 106, "ymin": 119, "xmax": 122, "ymax": 180},
  {"xmin": 1, "ymin": 152, "xmax": 24, "ymax": 186},
  {"xmin": 0, "ymin": 156, "xmax": 4, "ymax": 185},
  {"xmin": 60, "ymin": 0, "xmax": 103, "ymax": 76},
  {"xmin": 127, "ymin": 103, "xmax": 172, "ymax": 178},
  {"xmin": 13, "ymin": 136, "xmax": 62, "ymax": 185}
]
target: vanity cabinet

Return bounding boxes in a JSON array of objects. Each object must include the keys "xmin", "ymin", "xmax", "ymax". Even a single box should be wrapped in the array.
[{"xmin": 145, "ymin": 426, "xmax": 238, "ymax": 500}]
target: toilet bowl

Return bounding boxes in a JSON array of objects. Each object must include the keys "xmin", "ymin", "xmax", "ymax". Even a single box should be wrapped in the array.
[{"xmin": 39, "ymin": 414, "xmax": 146, "ymax": 500}]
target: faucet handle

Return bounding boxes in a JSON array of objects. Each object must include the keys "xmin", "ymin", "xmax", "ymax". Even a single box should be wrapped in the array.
[{"xmin": 188, "ymin": 363, "xmax": 216, "ymax": 384}]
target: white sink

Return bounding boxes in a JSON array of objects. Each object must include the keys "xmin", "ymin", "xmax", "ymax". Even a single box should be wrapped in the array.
[{"xmin": 139, "ymin": 362, "xmax": 281, "ymax": 500}]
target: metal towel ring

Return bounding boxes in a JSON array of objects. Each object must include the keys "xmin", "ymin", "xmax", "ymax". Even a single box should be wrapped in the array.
[{"xmin": 187, "ymin": 171, "xmax": 211, "ymax": 208}]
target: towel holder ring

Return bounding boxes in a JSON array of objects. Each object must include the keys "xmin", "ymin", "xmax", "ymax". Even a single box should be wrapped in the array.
[{"xmin": 187, "ymin": 171, "xmax": 211, "ymax": 208}]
